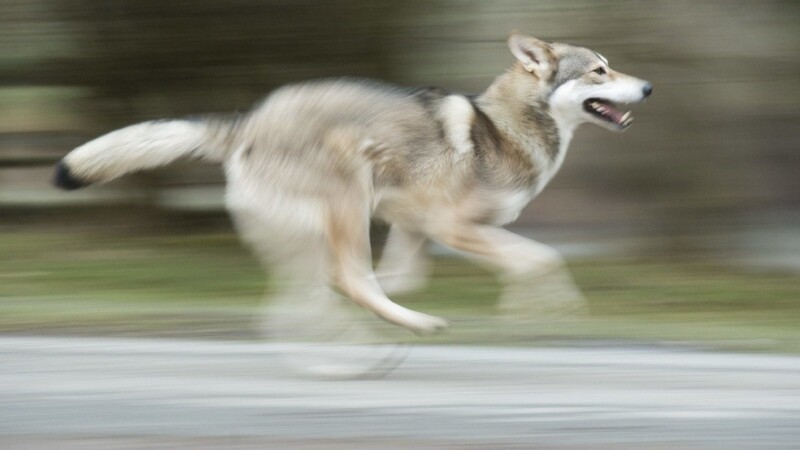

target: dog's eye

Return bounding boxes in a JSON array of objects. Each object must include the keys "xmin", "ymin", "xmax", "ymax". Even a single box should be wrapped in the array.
[{"xmin": 593, "ymin": 67, "xmax": 606, "ymax": 75}]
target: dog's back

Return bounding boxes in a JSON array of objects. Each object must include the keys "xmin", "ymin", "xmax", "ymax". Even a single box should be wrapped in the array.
[{"xmin": 236, "ymin": 79, "xmax": 451, "ymax": 190}]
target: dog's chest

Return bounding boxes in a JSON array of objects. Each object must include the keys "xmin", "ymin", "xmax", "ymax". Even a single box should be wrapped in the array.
[{"xmin": 482, "ymin": 136, "xmax": 570, "ymax": 225}]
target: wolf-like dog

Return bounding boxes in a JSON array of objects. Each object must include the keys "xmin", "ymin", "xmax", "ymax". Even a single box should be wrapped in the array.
[{"xmin": 54, "ymin": 33, "xmax": 651, "ymax": 335}]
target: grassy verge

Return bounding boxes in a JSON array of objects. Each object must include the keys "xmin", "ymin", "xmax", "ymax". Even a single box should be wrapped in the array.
[{"xmin": 1, "ymin": 231, "xmax": 799, "ymax": 352}]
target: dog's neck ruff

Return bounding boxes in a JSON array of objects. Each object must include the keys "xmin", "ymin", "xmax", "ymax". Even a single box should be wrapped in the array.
[{"xmin": 475, "ymin": 93, "xmax": 563, "ymax": 166}]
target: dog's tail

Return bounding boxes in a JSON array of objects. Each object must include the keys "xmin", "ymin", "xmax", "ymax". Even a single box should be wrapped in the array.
[{"xmin": 53, "ymin": 117, "xmax": 239, "ymax": 190}]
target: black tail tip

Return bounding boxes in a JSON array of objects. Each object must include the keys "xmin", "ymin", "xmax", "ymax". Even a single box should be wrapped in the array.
[{"xmin": 53, "ymin": 160, "xmax": 88, "ymax": 190}]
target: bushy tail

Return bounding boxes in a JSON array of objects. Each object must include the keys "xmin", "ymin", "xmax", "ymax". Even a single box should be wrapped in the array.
[{"xmin": 54, "ymin": 118, "xmax": 238, "ymax": 190}]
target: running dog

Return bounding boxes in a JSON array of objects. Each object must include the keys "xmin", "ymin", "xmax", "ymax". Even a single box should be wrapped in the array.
[{"xmin": 54, "ymin": 32, "xmax": 652, "ymax": 334}]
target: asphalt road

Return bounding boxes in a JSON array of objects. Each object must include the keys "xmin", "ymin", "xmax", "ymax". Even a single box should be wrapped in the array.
[{"xmin": 1, "ymin": 336, "xmax": 799, "ymax": 449}]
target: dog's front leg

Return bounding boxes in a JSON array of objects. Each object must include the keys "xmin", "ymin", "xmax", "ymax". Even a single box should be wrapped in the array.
[
  {"xmin": 375, "ymin": 226, "xmax": 430, "ymax": 295},
  {"xmin": 431, "ymin": 223, "xmax": 587, "ymax": 319},
  {"xmin": 326, "ymin": 203, "xmax": 448, "ymax": 335}
]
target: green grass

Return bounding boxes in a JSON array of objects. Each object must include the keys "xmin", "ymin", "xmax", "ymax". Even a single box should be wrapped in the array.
[{"xmin": 1, "ymin": 231, "xmax": 799, "ymax": 352}]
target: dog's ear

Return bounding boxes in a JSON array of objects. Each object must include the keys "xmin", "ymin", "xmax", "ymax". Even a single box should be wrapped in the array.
[{"xmin": 507, "ymin": 32, "xmax": 556, "ymax": 79}]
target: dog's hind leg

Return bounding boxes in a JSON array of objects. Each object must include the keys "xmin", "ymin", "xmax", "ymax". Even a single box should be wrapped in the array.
[
  {"xmin": 231, "ymin": 207, "xmax": 408, "ymax": 379},
  {"xmin": 228, "ymin": 207, "xmax": 332, "ymax": 338},
  {"xmin": 375, "ymin": 226, "xmax": 430, "ymax": 295},
  {"xmin": 326, "ymin": 197, "xmax": 448, "ymax": 335}
]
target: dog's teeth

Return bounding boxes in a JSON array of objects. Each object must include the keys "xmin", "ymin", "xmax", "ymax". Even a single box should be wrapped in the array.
[{"xmin": 621, "ymin": 112, "xmax": 631, "ymax": 122}]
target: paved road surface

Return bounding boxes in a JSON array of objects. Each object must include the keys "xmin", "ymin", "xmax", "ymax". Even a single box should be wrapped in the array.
[{"xmin": 1, "ymin": 336, "xmax": 799, "ymax": 449}]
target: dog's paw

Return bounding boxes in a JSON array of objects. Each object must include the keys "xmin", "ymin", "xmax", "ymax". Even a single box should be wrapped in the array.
[
  {"xmin": 392, "ymin": 309, "xmax": 450, "ymax": 335},
  {"xmin": 499, "ymin": 265, "xmax": 588, "ymax": 320}
]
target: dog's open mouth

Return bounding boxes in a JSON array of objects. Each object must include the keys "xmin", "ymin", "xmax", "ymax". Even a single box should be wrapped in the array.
[{"xmin": 583, "ymin": 98, "xmax": 633, "ymax": 128}]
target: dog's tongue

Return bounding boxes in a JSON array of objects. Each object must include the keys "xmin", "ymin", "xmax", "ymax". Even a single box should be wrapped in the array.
[
  {"xmin": 602, "ymin": 103, "xmax": 625, "ymax": 124},
  {"xmin": 596, "ymin": 100, "xmax": 633, "ymax": 126}
]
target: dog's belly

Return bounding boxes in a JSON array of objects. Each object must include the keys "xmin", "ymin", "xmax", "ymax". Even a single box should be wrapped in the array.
[
  {"xmin": 486, "ymin": 188, "xmax": 533, "ymax": 225},
  {"xmin": 373, "ymin": 185, "xmax": 533, "ymax": 231}
]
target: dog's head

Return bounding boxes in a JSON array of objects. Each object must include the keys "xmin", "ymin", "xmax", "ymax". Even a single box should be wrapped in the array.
[{"xmin": 508, "ymin": 32, "xmax": 652, "ymax": 132}]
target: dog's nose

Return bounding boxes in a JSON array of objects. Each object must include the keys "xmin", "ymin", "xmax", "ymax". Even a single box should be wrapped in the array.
[{"xmin": 642, "ymin": 83, "xmax": 653, "ymax": 98}]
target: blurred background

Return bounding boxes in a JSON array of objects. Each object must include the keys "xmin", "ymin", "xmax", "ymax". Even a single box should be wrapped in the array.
[
  {"xmin": 2, "ymin": 2, "xmax": 800, "ymax": 449},
  {"xmin": 1, "ymin": 0, "xmax": 799, "ymax": 349}
]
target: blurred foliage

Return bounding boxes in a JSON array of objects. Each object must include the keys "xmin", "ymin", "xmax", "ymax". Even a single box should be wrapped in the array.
[{"xmin": 2, "ymin": 231, "xmax": 799, "ymax": 352}]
